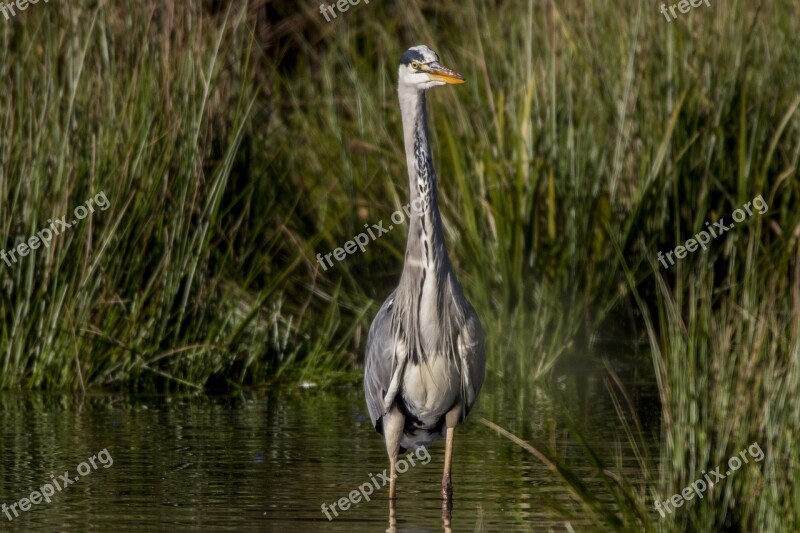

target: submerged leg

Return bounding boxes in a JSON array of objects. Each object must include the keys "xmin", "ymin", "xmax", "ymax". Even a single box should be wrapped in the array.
[
  {"xmin": 383, "ymin": 405, "xmax": 405, "ymax": 500},
  {"xmin": 441, "ymin": 498, "xmax": 452, "ymax": 533},
  {"xmin": 388, "ymin": 497, "xmax": 397, "ymax": 533}
]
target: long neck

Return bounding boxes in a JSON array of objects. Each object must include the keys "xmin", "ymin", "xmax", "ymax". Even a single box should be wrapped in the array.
[
  {"xmin": 393, "ymin": 86, "xmax": 462, "ymax": 364},
  {"xmin": 398, "ymin": 86, "xmax": 450, "ymax": 278}
]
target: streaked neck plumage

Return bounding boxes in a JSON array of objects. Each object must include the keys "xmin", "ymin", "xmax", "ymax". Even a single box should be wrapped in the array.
[
  {"xmin": 393, "ymin": 84, "xmax": 463, "ymax": 365},
  {"xmin": 398, "ymin": 85, "xmax": 452, "ymax": 277}
]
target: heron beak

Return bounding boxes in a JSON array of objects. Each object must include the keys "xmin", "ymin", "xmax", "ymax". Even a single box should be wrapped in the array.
[{"xmin": 424, "ymin": 62, "xmax": 465, "ymax": 85}]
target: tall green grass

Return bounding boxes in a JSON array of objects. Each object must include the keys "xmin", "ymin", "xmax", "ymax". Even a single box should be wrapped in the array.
[
  {"xmin": 0, "ymin": 2, "xmax": 294, "ymax": 390},
  {"xmin": 1, "ymin": 0, "xmax": 799, "ymax": 528}
]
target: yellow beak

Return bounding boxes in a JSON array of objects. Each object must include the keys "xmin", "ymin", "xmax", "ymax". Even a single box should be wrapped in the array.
[{"xmin": 424, "ymin": 62, "xmax": 465, "ymax": 85}]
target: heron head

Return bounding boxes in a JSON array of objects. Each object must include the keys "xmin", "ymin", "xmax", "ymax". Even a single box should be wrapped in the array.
[{"xmin": 398, "ymin": 45, "xmax": 465, "ymax": 90}]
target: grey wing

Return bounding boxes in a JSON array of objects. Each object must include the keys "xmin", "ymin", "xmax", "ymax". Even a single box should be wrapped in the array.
[
  {"xmin": 459, "ymin": 305, "xmax": 486, "ymax": 420},
  {"xmin": 364, "ymin": 292, "xmax": 397, "ymax": 433}
]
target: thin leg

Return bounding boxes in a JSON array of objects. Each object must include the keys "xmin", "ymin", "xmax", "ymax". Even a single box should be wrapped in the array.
[
  {"xmin": 387, "ymin": 494, "xmax": 397, "ymax": 533},
  {"xmin": 441, "ymin": 500, "xmax": 452, "ymax": 533},
  {"xmin": 441, "ymin": 404, "xmax": 461, "ymax": 502},
  {"xmin": 383, "ymin": 405, "xmax": 405, "ymax": 501},
  {"xmin": 441, "ymin": 427, "xmax": 455, "ymax": 500},
  {"xmin": 389, "ymin": 456, "xmax": 397, "ymax": 500}
]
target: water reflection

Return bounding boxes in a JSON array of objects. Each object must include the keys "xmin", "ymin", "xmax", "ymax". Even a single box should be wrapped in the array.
[
  {"xmin": 0, "ymin": 365, "xmax": 658, "ymax": 531},
  {"xmin": 385, "ymin": 497, "xmax": 457, "ymax": 532}
]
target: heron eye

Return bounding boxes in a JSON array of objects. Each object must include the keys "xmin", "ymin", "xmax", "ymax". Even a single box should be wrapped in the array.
[{"xmin": 410, "ymin": 61, "xmax": 420, "ymax": 70}]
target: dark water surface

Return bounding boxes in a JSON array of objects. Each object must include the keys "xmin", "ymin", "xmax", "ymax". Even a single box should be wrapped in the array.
[{"xmin": 0, "ymin": 367, "xmax": 659, "ymax": 532}]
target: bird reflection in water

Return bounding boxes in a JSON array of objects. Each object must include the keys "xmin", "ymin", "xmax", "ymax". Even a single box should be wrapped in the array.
[{"xmin": 386, "ymin": 498, "xmax": 454, "ymax": 533}]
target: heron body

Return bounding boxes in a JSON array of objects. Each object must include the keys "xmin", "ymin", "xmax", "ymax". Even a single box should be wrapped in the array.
[{"xmin": 363, "ymin": 45, "xmax": 486, "ymax": 501}]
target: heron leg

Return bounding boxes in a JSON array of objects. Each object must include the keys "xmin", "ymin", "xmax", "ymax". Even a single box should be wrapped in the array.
[
  {"xmin": 442, "ymin": 427, "xmax": 455, "ymax": 500},
  {"xmin": 441, "ymin": 404, "xmax": 460, "ymax": 501},
  {"xmin": 383, "ymin": 405, "xmax": 405, "ymax": 500},
  {"xmin": 388, "ymin": 497, "xmax": 397, "ymax": 533},
  {"xmin": 389, "ymin": 456, "xmax": 397, "ymax": 501}
]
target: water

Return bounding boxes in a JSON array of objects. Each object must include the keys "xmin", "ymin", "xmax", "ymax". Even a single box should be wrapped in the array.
[{"xmin": 0, "ymin": 367, "xmax": 659, "ymax": 532}]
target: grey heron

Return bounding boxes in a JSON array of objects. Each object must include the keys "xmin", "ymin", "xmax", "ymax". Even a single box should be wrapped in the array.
[{"xmin": 363, "ymin": 45, "xmax": 486, "ymax": 503}]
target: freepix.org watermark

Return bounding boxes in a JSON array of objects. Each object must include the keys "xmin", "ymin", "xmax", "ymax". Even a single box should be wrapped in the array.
[
  {"xmin": 316, "ymin": 198, "xmax": 424, "ymax": 271},
  {"xmin": 659, "ymin": 0, "xmax": 712, "ymax": 23},
  {"xmin": 320, "ymin": 446, "xmax": 431, "ymax": 520},
  {"xmin": 0, "ymin": 191, "xmax": 110, "ymax": 271},
  {"xmin": 0, "ymin": 0, "xmax": 50, "ymax": 23},
  {"xmin": 2, "ymin": 448, "xmax": 113, "ymax": 522},
  {"xmin": 657, "ymin": 194, "xmax": 768, "ymax": 269},
  {"xmin": 318, "ymin": 0, "xmax": 369, "ymax": 23},
  {"xmin": 654, "ymin": 442, "xmax": 764, "ymax": 518}
]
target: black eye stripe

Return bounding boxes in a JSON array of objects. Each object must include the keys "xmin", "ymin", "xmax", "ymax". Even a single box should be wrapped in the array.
[{"xmin": 400, "ymin": 49, "xmax": 426, "ymax": 66}]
